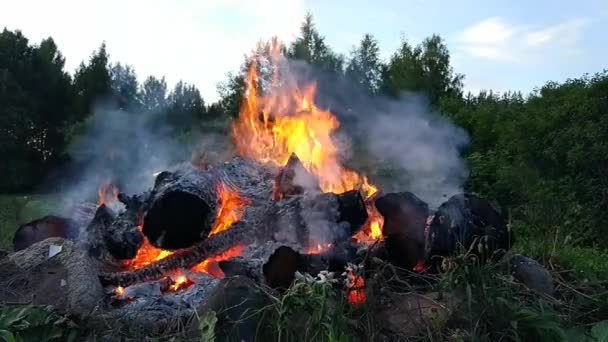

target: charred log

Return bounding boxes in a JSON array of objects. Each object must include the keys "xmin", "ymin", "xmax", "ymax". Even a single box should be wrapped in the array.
[
  {"xmin": 263, "ymin": 246, "xmax": 301, "ymax": 288},
  {"xmin": 273, "ymin": 153, "xmax": 321, "ymax": 200},
  {"xmin": 142, "ymin": 157, "xmax": 275, "ymax": 250},
  {"xmin": 101, "ymin": 186, "xmax": 368, "ymax": 286},
  {"xmin": 100, "ymin": 223, "xmax": 254, "ymax": 286},
  {"xmin": 375, "ymin": 192, "xmax": 429, "ymax": 269},
  {"xmin": 104, "ymin": 194, "xmax": 144, "ymax": 260},
  {"xmin": 425, "ymin": 193, "xmax": 511, "ymax": 264},
  {"xmin": 13, "ymin": 216, "xmax": 79, "ymax": 252},
  {"xmin": 337, "ymin": 190, "xmax": 368, "ymax": 236},
  {"xmin": 79, "ymin": 205, "xmax": 115, "ymax": 260}
]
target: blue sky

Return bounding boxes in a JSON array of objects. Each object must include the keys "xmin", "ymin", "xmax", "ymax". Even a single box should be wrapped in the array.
[{"xmin": 1, "ymin": 0, "xmax": 606, "ymax": 101}]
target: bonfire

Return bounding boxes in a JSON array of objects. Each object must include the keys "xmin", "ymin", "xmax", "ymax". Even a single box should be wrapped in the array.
[{"xmin": 0, "ymin": 44, "xmax": 513, "ymax": 338}]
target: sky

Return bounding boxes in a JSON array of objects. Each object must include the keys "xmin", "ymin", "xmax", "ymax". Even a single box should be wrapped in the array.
[{"xmin": 1, "ymin": 0, "xmax": 606, "ymax": 101}]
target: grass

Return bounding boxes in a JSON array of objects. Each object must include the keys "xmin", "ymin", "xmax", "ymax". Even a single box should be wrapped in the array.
[{"xmin": 0, "ymin": 194, "xmax": 63, "ymax": 250}]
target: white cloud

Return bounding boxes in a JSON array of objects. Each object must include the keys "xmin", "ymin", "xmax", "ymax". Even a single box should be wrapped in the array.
[
  {"xmin": 456, "ymin": 16, "xmax": 590, "ymax": 64},
  {"xmin": 0, "ymin": 0, "xmax": 305, "ymax": 101}
]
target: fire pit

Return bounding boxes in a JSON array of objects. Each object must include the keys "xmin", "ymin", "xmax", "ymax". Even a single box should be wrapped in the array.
[{"xmin": 0, "ymin": 48, "xmax": 513, "ymax": 338}]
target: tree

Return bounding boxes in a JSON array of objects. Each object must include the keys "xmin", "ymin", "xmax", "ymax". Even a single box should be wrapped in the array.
[
  {"xmin": 287, "ymin": 13, "xmax": 344, "ymax": 73},
  {"xmin": 166, "ymin": 81, "xmax": 205, "ymax": 132},
  {"xmin": 110, "ymin": 62, "xmax": 140, "ymax": 111},
  {"xmin": 345, "ymin": 34, "xmax": 383, "ymax": 94},
  {"xmin": 140, "ymin": 76, "xmax": 168, "ymax": 113},
  {"xmin": 382, "ymin": 35, "xmax": 463, "ymax": 105},
  {"xmin": 0, "ymin": 29, "xmax": 74, "ymax": 191},
  {"xmin": 73, "ymin": 42, "xmax": 111, "ymax": 117}
]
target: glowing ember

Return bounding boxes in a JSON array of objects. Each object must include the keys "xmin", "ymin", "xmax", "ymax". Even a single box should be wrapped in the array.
[
  {"xmin": 97, "ymin": 179, "xmax": 119, "ymax": 206},
  {"xmin": 346, "ymin": 270, "xmax": 366, "ymax": 306},
  {"xmin": 114, "ymin": 286, "xmax": 125, "ymax": 297},
  {"xmin": 124, "ymin": 226, "xmax": 173, "ymax": 270},
  {"xmin": 307, "ymin": 243, "xmax": 333, "ymax": 255},
  {"xmin": 191, "ymin": 245, "xmax": 246, "ymax": 277},
  {"xmin": 231, "ymin": 47, "xmax": 377, "ymax": 201},
  {"xmin": 169, "ymin": 273, "xmax": 190, "ymax": 292},
  {"xmin": 209, "ymin": 183, "xmax": 251, "ymax": 236}
]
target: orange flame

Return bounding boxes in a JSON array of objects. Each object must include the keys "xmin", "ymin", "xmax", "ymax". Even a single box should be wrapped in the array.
[
  {"xmin": 307, "ymin": 243, "xmax": 333, "ymax": 255},
  {"xmin": 209, "ymin": 183, "xmax": 251, "ymax": 236},
  {"xmin": 114, "ymin": 286, "xmax": 125, "ymax": 297},
  {"xmin": 347, "ymin": 270, "xmax": 366, "ymax": 306},
  {"xmin": 231, "ymin": 46, "xmax": 382, "ymax": 241},
  {"xmin": 232, "ymin": 54, "xmax": 377, "ymax": 199},
  {"xmin": 124, "ymin": 184, "xmax": 248, "ymax": 272},
  {"xmin": 191, "ymin": 244, "xmax": 246, "ymax": 277},
  {"xmin": 168, "ymin": 273, "xmax": 190, "ymax": 292},
  {"xmin": 97, "ymin": 179, "xmax": 119, "ymax": 206},
  {"xmin": 123, "ymin": 226, "xmax": 173, "ymax": 270}
]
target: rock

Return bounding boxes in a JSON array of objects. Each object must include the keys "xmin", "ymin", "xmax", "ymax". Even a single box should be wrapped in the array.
[
  {"xmin": 510, "ymin": 254, "xmax": 554, "ymax": 295},
  {"xmin": 190, "ymin": 276, "xmax": 268, "ymax": 342},
  {"xmin": 378, "ymin": 292, "xmax": 457, "ymax": 338},
  {"xmin": 12, "ymin": 216, "xmax": 79, "ymax": 252},
  {"xmin": 0, "ymin": 238, "xmax": 105, "ymax": 319}
]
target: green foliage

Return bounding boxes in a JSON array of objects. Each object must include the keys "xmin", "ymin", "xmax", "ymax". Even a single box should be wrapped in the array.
[
  {"xmin": 287, "ymin": 13, "xmax": 345, "ymax": 73},
  {"xmin": 445, "ymin": 72, "xmax": 608, "ymax": 248},
  {"xmin": 255, "ymin": 272, "xmax": 354, "ymax": 342},
  {"xmin": 382, "ymin": 35, "xmax": 464, "ymax": 105},
  {"xmin": 0, "ymin": 29, "xmax": 75, "ymax": 192},
  {"xmin": 345, "ymin": 34, "xmax": 383, "ymax": 94},
  {"xmin": 0, "ymin": 305, "xmax": 79, "ymax": 342},
  {"xmin": 438, "ymin": 255, "xmax": 568, "ymax": 341},
  {"xmin": 0, "ymin": 194, "xmax": 61, "ymax": 250},
  {"xmin": 198, "ymin": 310, "xmax": 218, "ymax": 342}
]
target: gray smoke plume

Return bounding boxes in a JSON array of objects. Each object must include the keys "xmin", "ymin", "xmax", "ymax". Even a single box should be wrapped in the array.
[
  {"xmin": 58, "ymin": 105, "xmax": 207, "ymax": 212},
  {"xmin": 282, "ymin": 58, "xmax": 470, "ymax": 209}
]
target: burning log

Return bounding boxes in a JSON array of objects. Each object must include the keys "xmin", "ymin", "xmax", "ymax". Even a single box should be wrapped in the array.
[
  {"xmin": 375, "ymin": 192, "xmax": 429, "ymax": 270},
  {"xmin": 104, "ymin": 193, "xmax": 145, "ymax": 260},
  {"xmin": 100, "ymin": 223, "xmax": 254, "ymax": 286},
  {"xmin": 425, "ymin": 193, "xmax": 511, "ymax": 264},
  {"xmin": 13, "ymin": 216, "xmax": 79, "ymax": 252},
  {"xmin": 273, "ymin": 153, "xmax": 321, "ymax": 200},
  {"xmin": 100, "ymin": 188, "xmax": 368, "ymax": 286},
  {"xmin": 142, "ymin": 157, "xmax": 274, "ymax": 250},
  {"xmin": 80, "ymin": 204, "xmax": 115, "ymax": 260}
]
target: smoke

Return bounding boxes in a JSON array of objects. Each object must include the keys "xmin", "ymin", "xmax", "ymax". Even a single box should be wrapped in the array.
[
  {"xmin": 57, "ymin": 105, "xmax": 207, "ymax": 211},
  {"xmin": 283, "ymin": 58, "xmax": 470, "ymax": 208}
]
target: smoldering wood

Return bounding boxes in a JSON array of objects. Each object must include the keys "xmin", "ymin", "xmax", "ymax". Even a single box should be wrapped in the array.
[
  {"xmin": 100, "ymin": 187, "xmax": 368, "ymax": 287},
  {"xmin": 142, "ymin": 157, "xmax": 276, "ymax": 250},
  {"xmin": 425, "ymin": 193, "xmax": 511, "ymax": 263},
  {"xmin": 272, "ymin": 153, "xmax": 321, "ymax": 200},
  {"xmin": 375, "ymin": 192, "xmax": 429, "ymax": 270},
  {"xmin": 79, "ymin": 204, "xmax": 115, "ymax": 261},
  {"xmin": 103, "ymin": 193, "xmax": 145, "ymax": 260}
]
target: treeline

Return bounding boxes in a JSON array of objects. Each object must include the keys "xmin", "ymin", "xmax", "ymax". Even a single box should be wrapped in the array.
[{"xmin": 1, "ymin": 14, "xmax": 607, "ymax": 247}]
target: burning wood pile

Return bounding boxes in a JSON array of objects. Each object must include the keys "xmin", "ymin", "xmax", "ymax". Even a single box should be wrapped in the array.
[{"xmin": 0, "ymin": 51, "xmax": 517, "ymax": 338}]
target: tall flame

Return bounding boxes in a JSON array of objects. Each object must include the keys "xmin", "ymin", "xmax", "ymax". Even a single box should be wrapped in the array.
[{"xmin": 231, "ymin": 47, "xmax": 382, "ymax": 239}]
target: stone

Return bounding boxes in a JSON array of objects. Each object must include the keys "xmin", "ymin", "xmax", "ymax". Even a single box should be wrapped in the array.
[
  {"xmin": 510, "ymin": 254, "xmax": 554, "ymax": 295},
  {"xmin": 378, "ymin": 292, "xmax": 457, "ymax": 338},
  {"xmin": 190, "ymin": 276, "xmax": 269, "ymax": 341}
]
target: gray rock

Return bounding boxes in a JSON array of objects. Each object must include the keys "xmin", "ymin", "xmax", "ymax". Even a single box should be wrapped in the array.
[{"xmin": 510, "ymin": 254, "xmax": 554, "ymax": 295}]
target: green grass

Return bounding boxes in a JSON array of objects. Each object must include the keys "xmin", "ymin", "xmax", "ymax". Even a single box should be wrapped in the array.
[{"xmin": 0, "ymin": 194, "xmax": 63, "ymax": 250}]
